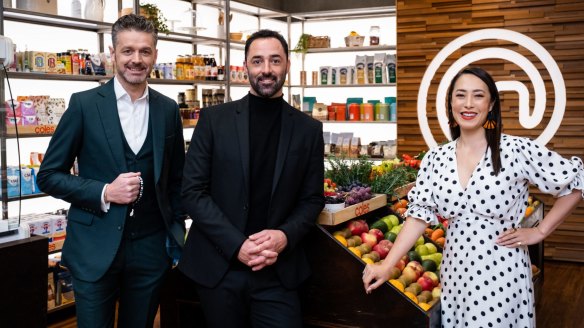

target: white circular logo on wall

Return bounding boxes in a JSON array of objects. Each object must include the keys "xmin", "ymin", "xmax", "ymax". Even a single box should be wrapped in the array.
[{"xmin": 417, "ymin": 28, "xmax": 566, "ymax": 148}]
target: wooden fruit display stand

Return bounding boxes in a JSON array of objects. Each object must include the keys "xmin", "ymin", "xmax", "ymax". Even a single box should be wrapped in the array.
[{"xmin": 301, "ymin": 199, "xmax": 441, "ymax": 328}]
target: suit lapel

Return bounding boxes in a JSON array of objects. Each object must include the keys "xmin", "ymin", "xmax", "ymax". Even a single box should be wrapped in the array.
[
  {"xmin": 149, "ymin": 89, "xmax": 165, "ymax": 184},
  {"xmin": 272, "ymin": 104, "xmax": 294, "ymax": 196},
  {"xmin": 235, "ymin": 95, "xmax": 250, "ymax": 195},
  {"xmin": 97, "ymin": 80, "xmax": 127, "ymax": 173}
]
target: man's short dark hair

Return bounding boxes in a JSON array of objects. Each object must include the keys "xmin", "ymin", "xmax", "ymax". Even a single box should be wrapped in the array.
[
  {"xmin": 112, "ymin": 14, "xmax": 158, "ymax": 48},
  {"xmin": 245, "ymin": 29, "xmax": 288, "ymax": 60}
]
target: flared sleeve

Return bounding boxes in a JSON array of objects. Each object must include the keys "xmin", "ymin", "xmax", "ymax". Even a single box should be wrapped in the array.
[
  {"xmin": 512, "ymin": 136, "xmax": 584, "ymax": 198},
  {"xmin": 405, "ymin": 147, "xmax": 439, "ymax": 225}
]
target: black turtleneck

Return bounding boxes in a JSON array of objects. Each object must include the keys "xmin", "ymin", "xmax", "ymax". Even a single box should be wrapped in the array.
[{"xmin": 246, "ymin": 92, "xmax": 283, "ymax": 236}]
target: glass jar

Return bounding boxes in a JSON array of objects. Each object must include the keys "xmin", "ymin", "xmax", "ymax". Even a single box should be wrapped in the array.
[{"xmin": 369, "ymin": 25, "xmax": 380, "ymax": 46}]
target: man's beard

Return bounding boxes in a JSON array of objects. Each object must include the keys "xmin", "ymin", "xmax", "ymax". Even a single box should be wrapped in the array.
[{"xmin": 249, "ymin": 72, "xmax": 286, "ymax": 98}]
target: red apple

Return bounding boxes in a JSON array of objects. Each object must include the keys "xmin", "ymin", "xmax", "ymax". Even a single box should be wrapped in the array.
[
  {"xmin": 422, "ymin": 271, "xmax": 440, "ymax": 287},
  {"xmin": 401, "ymin": 255, "xmax": 410, "ymax": 265},
  {"xmin": 360, "ymin": 232, "xmax": 378, "ymax": 248},
  {"xmin": 417, "ymin": 276, "xmax": 434, "ymax": 291},
  {"xmin": 373, "ymin": 243, "xmax": 390, "ymax": 260},
  {"xmin": 347, "ymin": 219, "xmax": 369, "ymax": 236},
  {"xmin": 401, "ymin": 266, "xmax": 419, "ymax": 284},
  {"xmin": 395, "ymin": 258, "xmax": 406, "ymax": 271},
  {"xmin": 407, "ymin": 260, "xmax": 424, "ymax": 277},
  {"xmin": 369, "ymin": 228, "xmax": 384, "ymax": 242}
]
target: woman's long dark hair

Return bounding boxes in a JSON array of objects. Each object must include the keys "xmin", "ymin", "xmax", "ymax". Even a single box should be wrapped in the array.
[{"xmin": 447, "ymin": 67, "xmax": 502, "ymax": 175}]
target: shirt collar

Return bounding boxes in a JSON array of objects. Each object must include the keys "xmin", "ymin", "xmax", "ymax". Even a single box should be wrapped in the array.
[{"xmin": 113, "ymin": 76, "xmax": 149, "ymax": 102}]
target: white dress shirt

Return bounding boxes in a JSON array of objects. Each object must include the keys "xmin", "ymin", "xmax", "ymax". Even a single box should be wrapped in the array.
[{"xmin": 100, "ymin": 77, "xmax": 150, "ymax": 212}]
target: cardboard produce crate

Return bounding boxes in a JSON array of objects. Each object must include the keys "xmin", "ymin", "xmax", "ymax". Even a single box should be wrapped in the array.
[{"xmin": 318, "ymin": 194, "xmax": 387, "ymax": 226}]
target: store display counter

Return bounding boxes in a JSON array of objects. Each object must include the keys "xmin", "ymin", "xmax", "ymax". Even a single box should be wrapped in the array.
[
  {"xmin": 159, "ymin": 208, "xmax": 439, "ymax": 327},
  {"xmin": 0, "ymin": 235, "xmax": 48, "ymax": 328}
]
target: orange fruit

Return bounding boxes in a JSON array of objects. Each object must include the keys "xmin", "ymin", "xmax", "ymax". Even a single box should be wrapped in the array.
[
  {"xmin": 525, "ymin": 206, "xmax": 535, "ymax": 218},
  {"xmin": 419, "ymin": 302, "xmax": 431, "ymax": 311},
  {"xmin": 348, "ymin": 247, "xmax": 362, "ymax": 258},
  {"xmin": 396, "ymin": 207, "xmax": 407, "ymax": 216},
  {"xmin": 389, "ymin": 279, "xmax": 405, "ymax": 292},
  {"xmin": 425, "ymin": 228, "xmax": 433, "ymax": 237},
  {"xmin": 431, "ymin": 228, "xmax": 445, "ymax": 241},
  {"xmin": 362, "ymin": 257, "xmax": 375, "ymax": 265},
  {"xmin": 435, "ymin": 237, "xmax": 445, "ymax": 248},
  {"xmin": 398, "ymin": 199, "xmax": 409, "ymax": 208},
  {"xmin": 334, "ymin": 235, "xmax": 348, "ymax": 247},
  {"xmin": 404, "ymin": 291, "xmax": 419, "ymax": 304}
]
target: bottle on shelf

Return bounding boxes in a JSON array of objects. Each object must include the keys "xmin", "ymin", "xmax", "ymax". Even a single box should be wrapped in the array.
[
  {"xmin": 175, "ymin": 55, "xmax": 184, "ymax": 80},
  {"xmin": 209, "ymin": 54, "xmax": 218, "ymax": 81},
  {"xmin": 369, "ymin": 26, "xmax": 380, "ymax": 46}
]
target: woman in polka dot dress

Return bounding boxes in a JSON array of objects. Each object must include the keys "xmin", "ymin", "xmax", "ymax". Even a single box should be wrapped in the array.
[{"xmin": 362, "ymin": 67, "xmax": 583, "ymax": 327}]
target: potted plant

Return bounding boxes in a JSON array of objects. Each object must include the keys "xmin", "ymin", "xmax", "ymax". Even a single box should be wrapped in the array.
[
  {"xmin": 292, "ymin": 33, "xmax": 311, "ymax": 53},
  {"xmin": 140, "ymin": 3, "xmax": 170, "ymax": 34}
]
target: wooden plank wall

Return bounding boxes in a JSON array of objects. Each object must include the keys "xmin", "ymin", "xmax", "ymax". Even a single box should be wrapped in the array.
[{"xmin": 396, "ymin": 0, "xmax": 584, "ymax": 261}]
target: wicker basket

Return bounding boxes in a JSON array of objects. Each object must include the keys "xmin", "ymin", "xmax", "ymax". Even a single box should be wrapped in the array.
[{"xmin": 307, "ymin": 36, "xmax": 330, "ymax": 49}]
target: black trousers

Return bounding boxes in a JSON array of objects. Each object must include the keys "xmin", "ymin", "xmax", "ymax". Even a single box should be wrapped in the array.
[
  {"xmin": 71, "ymin": 230, "xmax": 170, "ymax": 328},
  {"xmin": 195, "ymin": 266, "xmax": 302, "ymax": 328}
]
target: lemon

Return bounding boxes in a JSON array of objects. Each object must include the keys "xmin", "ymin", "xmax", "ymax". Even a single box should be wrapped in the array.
[
  {"xmin": 389, "ymin": 279, "xmax": 404, "ymax": 292},
  {"xmin": 334, "ymin": 235, "xmax": 348, "ymax": 247}
]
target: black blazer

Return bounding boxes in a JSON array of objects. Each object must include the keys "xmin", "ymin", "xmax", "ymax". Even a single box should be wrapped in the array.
[
  {"xmin": 179, "ymin": 95, "xmax": 324, "ymax": 289},
  {"xmin": 37, "ymin": 80, "xmax": 185, "ymax": 282}
]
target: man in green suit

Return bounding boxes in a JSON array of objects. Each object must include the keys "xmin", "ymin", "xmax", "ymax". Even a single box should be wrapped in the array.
[{"xmin": 37, "ymin": 15, "xmax": 185, "ymax": 328}]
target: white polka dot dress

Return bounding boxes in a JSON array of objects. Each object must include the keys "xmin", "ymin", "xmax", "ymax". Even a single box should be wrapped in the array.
[{"xmin": 406, "ymin": 134, "xmax": 584, "ymax": 328}]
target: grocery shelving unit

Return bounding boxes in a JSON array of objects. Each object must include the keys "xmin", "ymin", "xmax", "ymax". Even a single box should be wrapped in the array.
[
  {"xmin": 0, "ymin": 0, "xmax": 289, "ymax": 317},
  {"xmin": 286, "ymin": 6, "xmax": 397, "ymax": 147}
]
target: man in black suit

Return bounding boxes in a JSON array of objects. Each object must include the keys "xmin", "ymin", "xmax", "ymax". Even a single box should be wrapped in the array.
[
  {"xmin": 37, "ymin": 15, "xmax": 185, "ymax": 328},
  {"xmin": 180, "ymin": 29, "xmax": 325, "ymax": 327}
]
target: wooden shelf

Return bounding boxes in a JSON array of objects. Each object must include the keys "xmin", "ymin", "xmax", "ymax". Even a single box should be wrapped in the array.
[
  {"xmin": 289, "ymin": 83, "xmax": 395, "ymax": 88},
  {"xmin": 321, "ymin": 120, "xmax": 396, "ymax": 124},
  {"xmin": 2, "ymin": 8, "xmax": 112, "ymax": 32},
  {"xmin": 4, "ymin": 71, "xmax": 109, "ymax": 82},
  {"xmin": 306, "ymin": 45, "xmax": 396, "ymax": 53},
  {"xmin": 8, "ymin": 193, "xmax": 48, "ymax": 202},
  {"xmin": 47, "ymin": 301, "xmax": 75, "ymax": 314},
  {"xmin": 5, "ymin": 125, "xmax": 56, "ymax": 138}
]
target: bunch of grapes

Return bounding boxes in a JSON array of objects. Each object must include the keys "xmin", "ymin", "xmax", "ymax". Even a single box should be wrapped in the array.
[
  {"xmin": 337, "ymin": 181, "xmax": 367, "ymax": 192},
  {"xmin": 344, "ymin": 186, "xmax": 373, "ymax": 206},
  {"xmin": 325, "ymin": 194, "xmax": 345, "ymax": 204}
]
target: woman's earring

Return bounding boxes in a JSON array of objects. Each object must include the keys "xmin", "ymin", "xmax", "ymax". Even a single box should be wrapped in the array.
[{"xmin": 483, "ymin": 110, "xmax": 496, "ymax": 129}]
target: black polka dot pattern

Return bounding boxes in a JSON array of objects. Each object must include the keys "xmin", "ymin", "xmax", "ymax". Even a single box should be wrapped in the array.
[{"xmin": 405, "ymin": 134, "xmax": 584, "ymax": 327}]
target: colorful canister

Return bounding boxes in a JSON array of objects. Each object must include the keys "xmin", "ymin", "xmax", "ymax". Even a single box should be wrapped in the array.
[
  {"xmin": 327, "ymin": 106, "xmax": 336, "ymax": 121},
  {"xmin": 376, "ymin": 103, "xmax": 389, "ymax": 121},
  {"xmin": 349, "ymin": 103, "xmax": 360, "ymax": 121},
  {"xmin": 362, "ymin": 103, "xmax": 374, "ymax": 121},
  {"xmin": 335, "ymin": 105, "xmax": 346, "ymax": 121}
]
